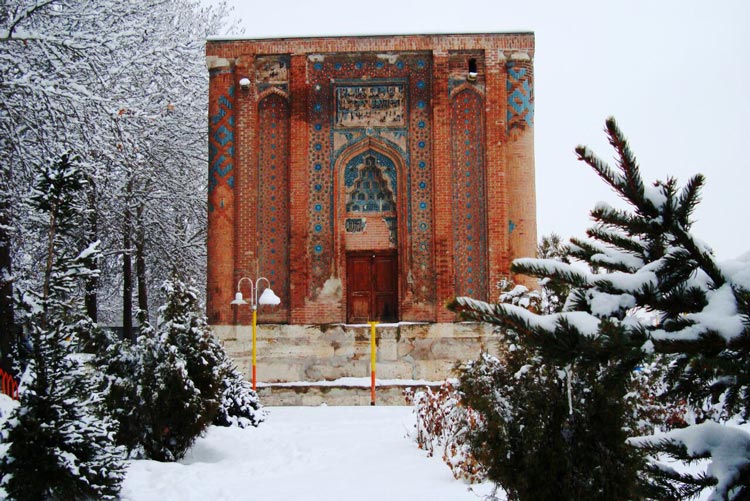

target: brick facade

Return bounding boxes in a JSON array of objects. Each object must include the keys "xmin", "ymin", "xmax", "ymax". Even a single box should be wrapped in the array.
[{"xmin": 206, "ymin": 33, "xmax": 537, "ymax": 326}]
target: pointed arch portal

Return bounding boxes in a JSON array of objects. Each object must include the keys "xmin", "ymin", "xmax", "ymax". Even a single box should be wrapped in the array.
[{"xmin": 337, "ymin": 142, "xmax": 402, "ymax": 323}]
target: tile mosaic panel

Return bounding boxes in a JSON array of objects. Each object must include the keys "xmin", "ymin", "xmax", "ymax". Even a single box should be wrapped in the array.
[
  {"xmin": 345, "ymin": 153, "xmax": 397, "ymax": 213},
  {"xmin": 451, "ymin": 88, "xmax": 488, "ymax": 300},
  {"xmin": 208, "ymin": 81, "xmax": 234, "ymax": 201},
  {"xmin": 306, "ymin": 54, "xmax": 434, "ymax": 302},
  {"xmin": 258, "ymin": 93, "xmax": 290, "ymax": 305},
  {"xmin": 255, "ymin": 55, "xmax": 290, "ymax": 94},
  {"xmin": 335, "ymin": 84, "xmax": 406, "ymax": 128},
  {"xmin": 506, "ymin": 60, "xmax": 534, "ymax": 134}
]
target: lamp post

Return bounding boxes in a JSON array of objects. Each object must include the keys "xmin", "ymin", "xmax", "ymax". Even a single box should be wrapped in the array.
[{"xmin": 231, "ymin": 276, "xmax": 280, "ymax": 390}]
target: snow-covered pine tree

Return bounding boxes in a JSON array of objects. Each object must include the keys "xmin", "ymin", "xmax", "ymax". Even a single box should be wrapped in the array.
[
  {"xmin": 96, "ymin": 278, "xmax": 263, "ymax": 462},
  {"xmin": 0, "ymin": 154, "xmax": 124, "ymax": 500},
  {"xmin": 134, "ymin": 331, "xmax": 205, "ymax": 462},
  {"xmin": 536, "ymin": 233, "xmax": 572, "ymax": 314},
  {"xmin": 95, "ymin": 307, "xmax": 205, "ymax": 462},
  {"xmin": 213, "ymin": 356, "xmax": 265, "ymax": 429},
  {"xmin": 457, "ymin": 256, "xmax": 651, "ymax": 500},
  {"xmin": 94, "ymin": 315, "xmax": 151, "ymax": 457},
  {"xmin": 450, "ymin": 117, "xmax": 750, "ymax": 500},
  {"xmin": 159, "ymin": 278, "xmax": 222, "ymax": 424},
  {"xmin": 159, "ymin": 277, "xmax": 265, "ymax": 429}
]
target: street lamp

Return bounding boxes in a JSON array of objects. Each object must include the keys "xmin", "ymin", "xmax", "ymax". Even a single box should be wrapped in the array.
[{"xmin": 231, "ymin": 276, "xmax": 281, "ymax": 390}]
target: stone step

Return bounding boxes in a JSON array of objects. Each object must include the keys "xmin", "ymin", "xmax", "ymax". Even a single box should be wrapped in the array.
[
  {"xmin": 256, "ymin": 379, "xmax": 441, "ymax": 406},
  {"xmin": 214, "ymin": 322, "xmax": 501, "ymax": 385}
]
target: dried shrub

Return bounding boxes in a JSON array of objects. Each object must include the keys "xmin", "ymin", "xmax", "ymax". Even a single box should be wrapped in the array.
[{"xmin": 404, "ymin": 380, "xmax": 486, "ymax": 484}]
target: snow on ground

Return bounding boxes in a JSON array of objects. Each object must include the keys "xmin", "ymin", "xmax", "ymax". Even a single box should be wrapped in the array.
[
  {"xmin": 0, "ymin": 394, "xmax": 16, "ymax": 418},
  {"xmin": 121, "ymin": 406, "xmax": 498, "ymax": 501},
  {"xmin": 5, "ymin": 392, "xmax": 746, "ymax": 500}
]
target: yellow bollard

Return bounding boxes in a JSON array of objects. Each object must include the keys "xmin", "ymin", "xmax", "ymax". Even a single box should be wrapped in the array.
[
  {"xmin": 252, "ymin": 308, "xmax": 257, "ymax": 391},
  {"xmin": 369, "ymin": 321, "xmax": 378, "ymax": 405}
]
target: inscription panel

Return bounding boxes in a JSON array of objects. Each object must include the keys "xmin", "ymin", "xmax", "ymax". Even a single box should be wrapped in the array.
[
  {"xmin": 345, "ymin": 218, "xmax": 366, "ymax": 233},
  {"xmin": 255, "ymin": 55, "xmax": 289, "ymax": 84},
  {"xmin": 335, "ymin": 84, "xmax": 405, "ymax": 128}
]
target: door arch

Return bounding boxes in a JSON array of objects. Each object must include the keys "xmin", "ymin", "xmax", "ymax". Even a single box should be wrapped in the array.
[{"xmin": 333, "ymin": 138, "xmax": 406, "ymax": 323}]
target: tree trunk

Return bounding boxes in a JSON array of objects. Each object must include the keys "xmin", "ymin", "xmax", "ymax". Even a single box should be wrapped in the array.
[
  {"xmin": 123, "ymin": 180, "xmax": 133, "ymax": 342},
  {"xmin": 0, "ymin": 135, "xmax": 14, "ymax": 369},
  {"xmin": 0, "ymin": 154, "xmax": 13, "ymax": 366},
  {"xmin": 0, "ymin": 202, "xmax": 13, "ymax": 369},
  {"xmin": 84, "ymin": 176, "xmax": 98, "ymax": 322},
  {"xmin": 42, "ymin": 190, "xmax": 58, "ymax": 331},
  {"xmin": 136, "ymin": 203, "xmax": 148, "ymax": 322}
]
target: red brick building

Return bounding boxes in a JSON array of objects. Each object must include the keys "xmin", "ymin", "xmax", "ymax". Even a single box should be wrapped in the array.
[{"xmin": 206, "ymin": 33, "xmax": 537, "ymax": 328}]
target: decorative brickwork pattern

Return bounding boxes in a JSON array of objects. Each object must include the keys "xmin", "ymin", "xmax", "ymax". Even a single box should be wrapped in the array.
[
  {"xmin": 307, "ymin": 54, "xmax": 434, "ymax": 303},
  {"xmin": 206, "ymin": 66, "xmax": 236, "ymax": 324},
  {"xmin": 258, "ymin": 93, "xmax": 290, "ymax": 306},
  {"xmin": 451, "ymin": 88, "xmax": 488, "ymax": 300},
  {"xmin": 408, "ymin": 61, "xmax": 434, "ymax": 304},
  {"xmin": 504, "ymin": 58, "xmax": 537, "ymax": 285},
  {"xmin": 307, "ymin": 68, "xmax": 333, "ymax": 284},
  {"xmin": 506, "ymin": 60, "xmax": 534, "ymax": 134},
  {"xmin": 208, "ymin": 79, "xmax": 235, "ymax": 199}
]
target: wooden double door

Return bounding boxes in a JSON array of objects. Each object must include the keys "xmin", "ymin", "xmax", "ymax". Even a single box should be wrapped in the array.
[{"xmin": 346, "ymin": 251, "xmax": 398, "ymax": 324}]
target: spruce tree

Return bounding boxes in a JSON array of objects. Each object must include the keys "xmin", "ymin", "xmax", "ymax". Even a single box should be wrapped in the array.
[
  {"xmin": 95, "ymin": 279, "xmax": 261, "ymax": 460},
  {"xmin": 213, "ymin": 356, "xmax": 265, "ymax": 429},
  {"xmin": 451, "ymin": 117, "xmax": 750, "ymax": 500},
  {"xmin": 96, "ymin": 306, "xmax": 206, "ymax": 462},
  {"xmin": 159, "ymin": 279, "xmax": 222, "ymax": 426},
  {"xmin": 134, "ymin": 331, "xmax": 205, "ymax": 462},
  {"xmin": 94, "ymin": 316, "xmax": 153, "ymax": 458},
  {"xmin": 457, "ymin": 264, "xmax": 650, "ymax": 500},
  {"xmin": 160, "ymin": 278, "xmax": 265, "ymax": 429},
  {"xmin": 0, "ymin": 154, "xmax": 124, "ymax": 499}
]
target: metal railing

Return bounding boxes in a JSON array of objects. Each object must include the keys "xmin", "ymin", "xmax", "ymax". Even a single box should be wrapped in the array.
[{"xmin": 1, "ymin": 367, "xmax": 18, "ymax": 400}]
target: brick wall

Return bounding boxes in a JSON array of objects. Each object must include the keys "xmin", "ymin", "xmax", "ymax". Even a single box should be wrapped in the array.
[
  {"xmin": 206, "ymin": 63, "xmax": 236, "ymax": 324},
  {"xmin": 206, "ymin": 33, "xmax": 536, "ymax": 326}
]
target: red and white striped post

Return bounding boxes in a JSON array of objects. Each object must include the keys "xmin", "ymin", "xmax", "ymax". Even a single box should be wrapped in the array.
[{"xmin": 369, "ymin": 321, "xmax": 378, "ymax": 405}]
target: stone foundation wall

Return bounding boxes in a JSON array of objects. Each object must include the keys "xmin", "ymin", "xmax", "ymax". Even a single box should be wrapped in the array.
[
  {"xmin": 213, "ymin": 322, "xmax": 501, "ymax": 384},
  {"xmin": 256, "ymin": 383, "xmax": 438, "ymax": 406}
]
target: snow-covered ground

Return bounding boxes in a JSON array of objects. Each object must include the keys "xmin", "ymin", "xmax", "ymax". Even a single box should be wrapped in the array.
[
  {"xmin": 122, "ymin": 406, "xmax": 497, "ymax": 501},
  {"xmin": 2, "ymin": 394, "xmax": 746, "ymax": 500}
]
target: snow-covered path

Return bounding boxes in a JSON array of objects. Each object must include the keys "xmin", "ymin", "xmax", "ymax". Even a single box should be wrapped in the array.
[{"xmin": 121, "ymin": 406, "xmax": 496, "ymax": 501}]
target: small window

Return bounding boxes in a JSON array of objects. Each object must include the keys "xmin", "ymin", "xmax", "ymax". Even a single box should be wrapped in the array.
[{"xmin": 468, "ymin": 58, "xmax": 478, "ymax": 82}]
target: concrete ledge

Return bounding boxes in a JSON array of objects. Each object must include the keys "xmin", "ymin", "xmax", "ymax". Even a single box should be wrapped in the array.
[{"xmin": 257, "ymin": 379, "xmax": 442, "ymax": 406}]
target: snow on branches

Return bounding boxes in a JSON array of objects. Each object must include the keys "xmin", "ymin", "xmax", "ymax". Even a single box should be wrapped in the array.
[{"xmin": 450, "ymin": 117, "xmax": 750, "ymax": 499}]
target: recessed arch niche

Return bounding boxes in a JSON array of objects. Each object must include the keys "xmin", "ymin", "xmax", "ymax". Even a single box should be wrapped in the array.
[{"xmin": 334, "ymin": 139, "xmax": 406, "ymax": 323}]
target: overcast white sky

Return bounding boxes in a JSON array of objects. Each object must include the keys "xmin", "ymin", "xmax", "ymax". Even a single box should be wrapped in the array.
[{"xmin": 211, "ymin": 0, "xmax": 750, "ymax": 260}]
